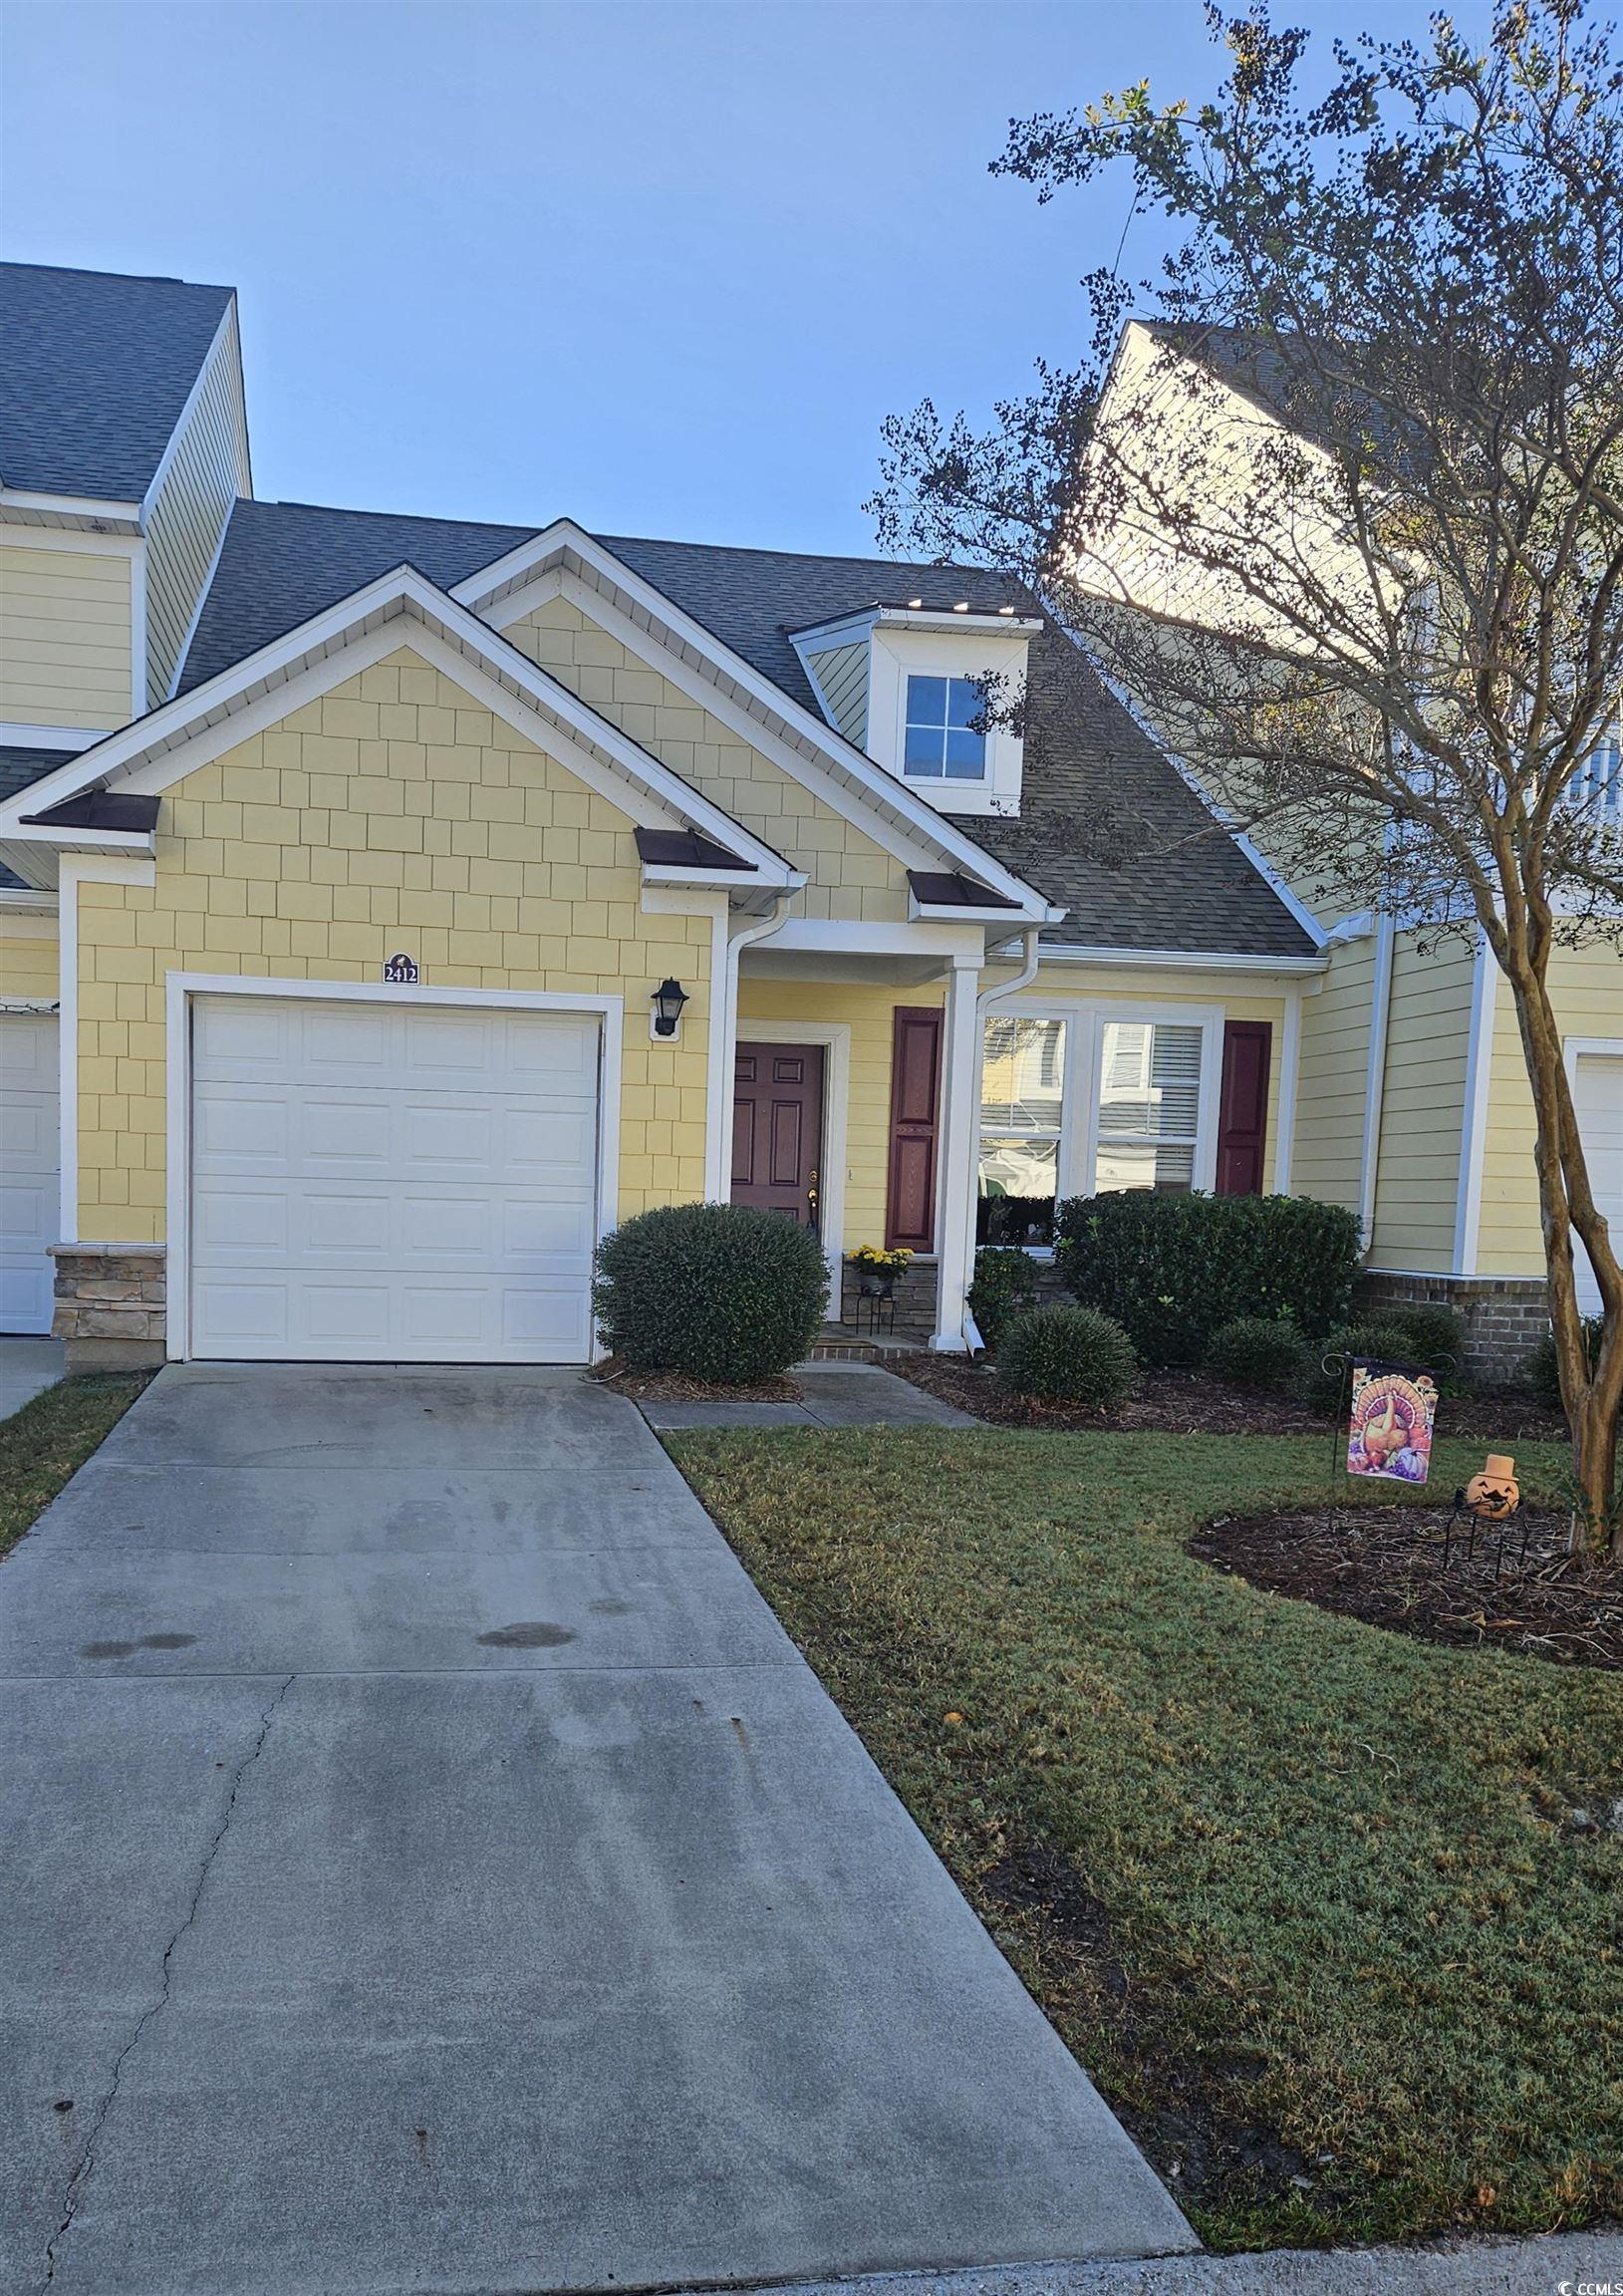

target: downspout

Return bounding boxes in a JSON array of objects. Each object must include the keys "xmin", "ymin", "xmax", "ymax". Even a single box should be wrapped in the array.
[
  {"xmin": 959, "ymin": 927, "xmax": 1043, "ymax": 1348},
  {"xmin": 705, "ymin": 891, "xmax": 794, "ymax": 1202},
  {"xmin": 1358, "ymin": 911, "xmax": 1397, "ymax": 1257}
]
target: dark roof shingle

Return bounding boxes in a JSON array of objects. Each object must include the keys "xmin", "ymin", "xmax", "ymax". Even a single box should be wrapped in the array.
[
  {"xmin": 0, "ymin": 262, "xmax": 234, "ymax": 501},
  {"xmin": 173, "ymin": 503, "xmax": 1313, "ymax": 959}
]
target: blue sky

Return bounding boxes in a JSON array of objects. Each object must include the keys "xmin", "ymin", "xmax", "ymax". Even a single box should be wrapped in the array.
[{"xmin": 3, "ymin": 2, "xmax": 1466, "ymax": 555}]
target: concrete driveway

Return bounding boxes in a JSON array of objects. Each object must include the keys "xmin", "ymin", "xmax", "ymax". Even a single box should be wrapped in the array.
[{"xmin": 1, "ymin": 1364, "xmax": 1193, "ymax": 2295}]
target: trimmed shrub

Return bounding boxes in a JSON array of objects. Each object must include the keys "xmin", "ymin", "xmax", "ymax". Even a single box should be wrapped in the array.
[
  {"xmin": 592, "ymin": 1201, "xmax": 827, "ymax": 1383},
  {"xmin": 1055, "ymin": 1192, "xmax": 1361, "ymax": 1367},
  {"xmin": 1525, "ymin": 1316, "xmax": 1608, "ymax": 1411},
  {"xmin": 1379, "ymin": 1301, "xmax": 1469, "ymax": 1378},
  {"xmin": 997, "ymin": 1303, "xmax": 1137, "ymax": 1407},
  {"xmin": 1205, "ymin": 1315, "xmax": 1309, "ymax": 1392},
  {"xmin": 1303, "ymin": 1321, "xmax": 1425, "ymax": 1415},
  {"xmin": 967, "ymin": 1247, "xmax": 1042, "ymax": 1351}
]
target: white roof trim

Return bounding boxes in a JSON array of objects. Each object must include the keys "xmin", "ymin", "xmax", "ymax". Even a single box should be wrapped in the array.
[
  {"xmin": 0, "ymin": 564, "xmax": 796, "ymax": 885},
  {"xmin": 449, "ymin": 520, "xmax": 1054, "ymax": 919},
  {"xmin": 1037, "ymin": 943, "xmax": 1327, "ymax": 974}
]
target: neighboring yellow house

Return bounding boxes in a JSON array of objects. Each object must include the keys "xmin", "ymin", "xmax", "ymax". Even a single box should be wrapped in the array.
[
  {"xmin": 0, "ymin": 262, "xmax": 1373, "ymax": 1371},
  {"xmin": 1068, "ymin": 318, "xmax": 1623, "ymax": 1370}
]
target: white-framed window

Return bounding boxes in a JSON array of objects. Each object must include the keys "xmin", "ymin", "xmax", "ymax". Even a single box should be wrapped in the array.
[
  {"xmin": 904, "ymin": 675, "xmax": 988, "ymax": 782},
  {"xmin": 975, "ymin": 1001, "xmax": 1225, "ymax": 1242},
  {"xmin": 1570, "ymin": 717, "xmax": 1623, "ymax": 831},
  {"xmin": 1093, "ymin": 1017, "xmax": 1206, "ymax": 1192},
  {"xmin": 977, "ymin": 1014, "xmax": 1066, "ymax": 1244}
]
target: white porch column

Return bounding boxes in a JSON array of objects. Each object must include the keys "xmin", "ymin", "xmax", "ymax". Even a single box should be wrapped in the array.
[{"xmin": 930, "ymin": 952, "xmax": 981, "ymax": 1351}]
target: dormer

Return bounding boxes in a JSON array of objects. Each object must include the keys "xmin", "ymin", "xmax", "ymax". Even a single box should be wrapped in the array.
[{"xmin": 789, "ymin": 600, "xmax": 1040, "ymax": 818}]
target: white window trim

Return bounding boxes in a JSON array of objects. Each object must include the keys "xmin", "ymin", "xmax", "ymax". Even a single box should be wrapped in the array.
[
  {"xmin": 867, "ymin": 624, "xmax": 1028, "ymax": 820},
  {"xmin": 161, "ymin": 973, "xmax": 625, "ymax": 1363},
  {"xmin": 975, "ymin": 997, "xmax": 1226, "ymax": 1249}
]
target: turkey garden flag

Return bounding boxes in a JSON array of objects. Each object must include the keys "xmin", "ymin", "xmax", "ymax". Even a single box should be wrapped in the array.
[{"xmin": 1346, "ymin": 1360, "xmax": 1438, "ymax": 1484}]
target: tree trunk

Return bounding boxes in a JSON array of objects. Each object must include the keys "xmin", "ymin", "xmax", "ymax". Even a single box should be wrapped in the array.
[{"xmin": 1500, "ymin": 946, "xmax": 1623, "ymax": 1555}]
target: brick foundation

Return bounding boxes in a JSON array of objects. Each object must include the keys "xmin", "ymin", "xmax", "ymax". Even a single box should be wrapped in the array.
[
  {"xmin": 1357, "ymin": 1270, "xmax": 1550, "ymax": 1382},
  {"xmin": 52, "ymin": 1244, "xmax": 167, "ymax": 1373}
]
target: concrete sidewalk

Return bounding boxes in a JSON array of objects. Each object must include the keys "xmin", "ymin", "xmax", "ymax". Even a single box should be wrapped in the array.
[
  {"xmin": 685, "ymin": 2225, "xmax": 1622, "ymax": 2296},
  {"xmin": 639, "ymin": 1356, "xmax": 976, "ymax": 1430},
  {"xmin": 0, "ymin": 1362, "xmax": 1190, "ymax": 2294}
]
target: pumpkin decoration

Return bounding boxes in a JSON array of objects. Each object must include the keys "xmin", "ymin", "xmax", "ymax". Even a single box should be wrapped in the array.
[{"xmin": 1463, "ymin": 1453, "xmax": 1519, "ymax": 1520}]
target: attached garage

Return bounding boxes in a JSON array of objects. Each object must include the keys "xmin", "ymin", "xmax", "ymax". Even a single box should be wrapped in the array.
[
  {"xmin": 182, "ymin": 991, "xmax": 607, "ymax": 1363},
  {"xmin": 0, "ymin": 1009, "xmax": 59, "ymax": 1334},
  {"xmin": 1571, "ymin": 1043, "xmax": 1623, "ymax": 1315}
]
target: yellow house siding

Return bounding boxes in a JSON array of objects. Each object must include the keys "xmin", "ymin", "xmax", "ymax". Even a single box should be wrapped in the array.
[
  {"xmin": 735, "ymin": 974, "xmax": 945, "ymax": 1249},
  {"xmin": 1367, "ymin": 932, "xmax": 1475, "ymax": 1270},
  {"xmin": 70, "ymin": 647, "xmax": 714, "ymax": 1243},
  {"xmin": 0, "ymin": 929, "xmax": 59, "ymax": 1000},
  {"xmin": 0, "ymin": 543, "xmax": 132, "ymax": 728},
  {"xmin": 144, "ymin": 310, "xmax": 246, "ymax": 704},
  {"xmin": 1477, "ymin": 945, "xmax": 1623, "ymax": 1277},
  {"xmin": 1292, "ymin": 937, "xmax": 1374, "ymax": 1213},
  {"xmin": 506, "ymin": 595, "xmax": 911, "ymax": 923}
]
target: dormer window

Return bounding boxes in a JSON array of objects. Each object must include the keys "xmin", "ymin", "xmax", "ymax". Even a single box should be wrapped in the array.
[
  {"xmin": 904, "ymin": 676, "xmax": 986, "ymax": 781},
  {"xmin": 789, "ymin": 600, "xmax": 1040, "ymax": 819}
]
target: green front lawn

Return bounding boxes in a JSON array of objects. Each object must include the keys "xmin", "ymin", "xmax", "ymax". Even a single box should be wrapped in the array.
[
  {"xmin": 671, "ymin": 1426, "xmax": 1622, "ymax": 2251},
  {"xmin": 0, "ymin": 1374, "xmax": 150, "ymax": 1560}
]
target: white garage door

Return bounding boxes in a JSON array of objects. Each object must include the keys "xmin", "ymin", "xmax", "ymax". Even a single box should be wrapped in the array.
[
  {"xmin": 189, "ymin": 997, "xmax": 602, "ymax": 1362},
  {"xmin": 1573, "ymin": 1047, "xmax": 1623, "ymax": 1315},
  {"xmin": 0, "ymin": 1010, "xmax": 59, "ymax": 1334}
]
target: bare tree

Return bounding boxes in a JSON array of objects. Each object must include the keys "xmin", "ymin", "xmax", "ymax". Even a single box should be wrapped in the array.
[{"xmin": 870, "ymin": 0, "xmax": 1623, "ymax": 1549}]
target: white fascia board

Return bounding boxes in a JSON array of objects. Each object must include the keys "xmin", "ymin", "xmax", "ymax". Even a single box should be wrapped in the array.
[
  {"xmin": 0, "ymin": 721, "xmax": 106, "ymax": 751},
  {"xmin": 0, "ymin": 889, "xmax": 58, "ymax": 918},
  {"xmin": 452, "ymin": 520, "xmax": 1052, "ymax": 917},
  {"xmin": 641, "ymin": 863, "xmax": 807, "ymax": 894},
  {"xmin": 876, "ymin": 608, "xmax": 1042, "ymax": 637},
  {"xmin": 0, "ymin": 486, "xmax": 142, "ymax": 523},
  {"xmin": 1037, "ymin": 941, "xmax": 1327, "ymax": 975},
  {"xmin": 910, "ymin": 896, "xmax": 1036, "ymax": 927},
  {"xmin": 0, "ymin": 565, "xmax": 793, "ymax": 883},
  {"xmin": 764, "ymin": 916, "xmax": 987, "ymax": 959},
  {"xmin": 787, "ymin": 609, "xmax": 878, "ymax": 653}
]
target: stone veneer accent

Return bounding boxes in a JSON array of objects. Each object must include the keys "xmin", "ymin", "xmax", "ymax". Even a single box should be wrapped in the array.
[
  {"xmin": 1357, "ymin": 1270, "xmax": 1550, "ymax": 1381},
  {"xmin": 52, "ymin": 1244, "xmax": 167, "ymax": 1372}
]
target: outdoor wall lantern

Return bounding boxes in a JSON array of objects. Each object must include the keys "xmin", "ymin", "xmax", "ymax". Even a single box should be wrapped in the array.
[{"xmin": 651, "ymin": 978, "xmax": 689, "ymax": 1040}]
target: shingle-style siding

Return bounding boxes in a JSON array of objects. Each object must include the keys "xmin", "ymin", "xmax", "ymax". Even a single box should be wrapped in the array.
[
  {"xmin": 70, "ymin": 647, "xmax": 713, "ymax": 1243},
  {"xmin": 804, "ymin": 640, "xmax": 869, "ymax": 747},
  {"xmin": 506, "ymin": 592, "xmax": 912, "ymax": 925},
  {"xmin": 144, "ymin": 306, "xmax": 249, "ymax": 704},
  {"xmin": 0, "ymin": 263, "xmax": 233, "ymax": 502},
  {"xmin": 0, "ymin": 544, "xmax": 132, "ymax": 728}
]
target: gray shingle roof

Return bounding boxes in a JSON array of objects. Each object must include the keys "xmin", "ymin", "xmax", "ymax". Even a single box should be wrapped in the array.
[
  {"xmin": 0, "ymin": 263, "xmax": 234, "ymax": 501},
  {"xmin": 0, "ymin": 744, "xmax": 76, "ymax": 889},
  {"xmin": 173, "ymin": 503, "xmax": 1312, "ymax": 958},
  {"xmin": 177, "ymin": 498, "xmax": 538, "ymax": 693}
]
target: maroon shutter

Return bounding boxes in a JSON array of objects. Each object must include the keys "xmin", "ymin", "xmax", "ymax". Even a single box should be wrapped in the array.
[
  {"xmin": 1216, "ymin": 1020, "xmax": 1272, "ymax": 1196},
  {"xmin": 886, "ymin": 1005, "xmax": 944, "ymax": 1250}
]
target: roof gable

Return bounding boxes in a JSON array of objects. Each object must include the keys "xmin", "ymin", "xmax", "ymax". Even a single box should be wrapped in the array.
[{"xmin": 0, "ymin": 262, "xmax": 234, "ymax": 503}]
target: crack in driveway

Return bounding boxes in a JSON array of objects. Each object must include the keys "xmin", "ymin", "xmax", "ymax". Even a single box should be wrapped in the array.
[{"xmin": 38, "ymin": 1672, "xmax": 296, "ymax": 2292}]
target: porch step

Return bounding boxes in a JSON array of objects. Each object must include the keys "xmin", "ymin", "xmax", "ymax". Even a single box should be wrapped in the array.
[{"xmin": 810, "ymin": 1324, "xmax": 931, "ymax": 1362}]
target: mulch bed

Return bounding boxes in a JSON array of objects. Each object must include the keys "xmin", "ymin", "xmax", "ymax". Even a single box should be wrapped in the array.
[
  {"xmin": 889, "ymin": 1349, "xmax": 1568, "ymax": 1442},
  {"xmin": 1191, "ymin": 1500, "xmax": 1623, "ymax": 1672},
  {"xmin": 587, "ymin": 1358, "xmax": 802, "ymax": 1403}
]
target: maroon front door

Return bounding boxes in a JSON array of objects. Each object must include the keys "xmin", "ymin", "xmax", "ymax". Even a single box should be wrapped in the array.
[{"xmin": 732, "ymin": 1042, "xmax": 824, "ymax": 1230}]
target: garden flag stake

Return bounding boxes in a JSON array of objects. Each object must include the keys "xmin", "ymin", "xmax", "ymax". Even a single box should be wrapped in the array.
[{"xmin": 1346, "ymin": 1359, "xmax": 1439, "ymax": 1485}]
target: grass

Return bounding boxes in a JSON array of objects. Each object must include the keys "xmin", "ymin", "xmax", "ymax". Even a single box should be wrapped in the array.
[
  {"xmin": 669, "ymin": 1425, "xmax": 1623, "ymax": 2252},
  {"xmin": 0, "ymin": 1373, "xmax": 150, "ymax": 1560}
]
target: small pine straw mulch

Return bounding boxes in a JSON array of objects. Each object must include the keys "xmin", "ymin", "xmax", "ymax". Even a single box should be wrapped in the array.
[
  {"xmin": 586, "ymin": 1356, "xmax": 802, "ymax": 1403},
  {"xmin": 1192, "ymin": 1499, "xmax": 1623, "ymax": 1673},
  {"xmin": 891, "ymin": 1348, "xmax": 1569, "ymax": 1443}
]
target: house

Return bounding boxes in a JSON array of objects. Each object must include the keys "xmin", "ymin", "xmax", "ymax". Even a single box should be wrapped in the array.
[
  {"xmin": 1068, "ymin": 317, "xmax": 1623, "ymax": 1366},
  {"xmin": 4, "ymin": 258, "xmax": 1376, "ymax": 1375}
]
